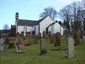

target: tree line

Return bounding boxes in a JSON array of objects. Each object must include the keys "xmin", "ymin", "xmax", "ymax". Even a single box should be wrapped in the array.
[{"xmin": 40, "ymin": 0, "xmax": 85, "ymax": 33}]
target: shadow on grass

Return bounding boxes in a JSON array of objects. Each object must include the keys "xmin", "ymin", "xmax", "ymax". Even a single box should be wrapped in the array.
[{"xmin": 50, "ymin": 48, "xmax": 66, "ymax": 51}]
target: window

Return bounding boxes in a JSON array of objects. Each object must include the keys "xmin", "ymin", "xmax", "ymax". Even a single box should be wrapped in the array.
[
  {"xmin": 23, "ymin": 27, "xmax": 27, "ymax": 33},
  {"xmin": 34, "ymin": 27, "xmax": 36, "ymax": 32},
  {"xmin": 34, "ymin": 27, "xmax": 36, "ymax": 35}
]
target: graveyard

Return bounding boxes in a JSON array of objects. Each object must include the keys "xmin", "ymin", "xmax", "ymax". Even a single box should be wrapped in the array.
[
  {"xmin": 0, "ymin": 35, "xmax": 85, "ymax": 64},
  {"xmin": 0, "ymin": 0, "xmax": 85, "ymax": 64}
]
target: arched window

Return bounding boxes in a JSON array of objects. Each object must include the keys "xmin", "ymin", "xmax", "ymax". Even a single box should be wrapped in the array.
[
  {"xmin": 34, "ymin": 27, "xmax": 36, "ymax": 35},
  {"xmin": 34, "ymin": 27, "xmax": 36, "ymax": 32},
  {"xmin": 23, "ymin": 27, "xmax": 27, "ymax": 33}
]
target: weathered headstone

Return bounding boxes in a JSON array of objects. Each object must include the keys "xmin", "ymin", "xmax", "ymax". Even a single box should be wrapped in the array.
[
  {"xmin": 65, "ymin": 36, "xmax": 75, "ymax": 58},
  {"xmin": 54, "ymin": 32, "xmax": 61, "ymax": 46},
  {"xmin": 51, "ymin": 34, "xmax": 55, "ymax": 44},
  {"xmin": 15, "ymin": 33, "xmax": 25, "ymax": 53},
  {"xmin": 82, "ymin": 31, "xmax": 85, "ymax": 43},
  {"xmin": 74, "ymin": 32, "xmax": 80, "ymax": 45},
  {"xmin": 8, "ymin": 37, "xmax": 15, "ymax": 49},
  {"xmin": 48, "ymin": 31, "xmax": 53, "ymax": 44},
  {"xmin": 39, "ymin": 33, "xmax": 47, "ymax": 55},
  {"xmin": 42, "ymin": 31, "xmax": 46, "ymax": 37},
  {"xmin": 47, "ymin": 32, "xmax": 51, "ymax": 43},
  {"xmin": 0, "ymin": 37, "xmax": 4, "ymax": 52}
]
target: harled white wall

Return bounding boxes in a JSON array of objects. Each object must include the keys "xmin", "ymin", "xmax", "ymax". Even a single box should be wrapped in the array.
[
  {"xmin": 48, "ymin": 23, "xmax": 64, "ymax": 35},
  {"xmin": 40, "ymin": 16, "xmax": 53, "ymax": 35},
  {"xmin": 17, "ymin": 26, "xmax": 32, "ymax": 34}
]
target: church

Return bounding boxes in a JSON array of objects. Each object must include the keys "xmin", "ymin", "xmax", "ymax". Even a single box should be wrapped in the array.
[{"xmin": 15, "ymin": 12, "xmax": 63, "ymax": 36}]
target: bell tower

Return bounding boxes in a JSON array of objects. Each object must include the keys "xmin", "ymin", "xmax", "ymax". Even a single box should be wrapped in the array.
[
  {"xmin": 15, "ymin": 12, "xmax": 19, "ymax": 21},
  {"xmin": 15, "ymin": 12, "xmax": 19, "ymax": 33}
]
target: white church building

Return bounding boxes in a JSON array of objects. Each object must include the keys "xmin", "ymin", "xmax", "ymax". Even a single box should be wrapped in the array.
[{"xmin": 15, "ymin": 12, "xmax": 64, "ymax": 36}]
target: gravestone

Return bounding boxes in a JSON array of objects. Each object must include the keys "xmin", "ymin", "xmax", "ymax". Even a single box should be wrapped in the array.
[
  {"xmin": 51, "ymin": 34, "xmax": 55, "ymax": 44},
  {"xmin": 54, "ymin": 32, "xmax": 61, "ymax": 46},
  {"xmin": 47, "ymin": 32, "xmax": 51, "ymax": 43},
  {"xmin": 48, "ymin": 31, "xmax": 52, "ymax": 44},
  {"xmin": 8, "ymin": 37, "xmax": 15, "ymax": 49},
  {"xmin": 39, "ymin": 33, "xmax": 47, "ymax": 55},
  {"xmin": 15, "ymin": 33, "xmax": 25, "ymax": 53},
  {"xmin": 0, "ymin": 37, "xmax": 4, "ymax": 52},
  {"xmin": 82, "ymin": 31, "xmax": 85, "ymax": 43},
  {"xmin": 74, "ymin": 32, "xmax": 80, "ymax": 45},
  {"xmin": 65, "ymin": 36, "xmax": 75, "ymax": 58},
  {"xmin": 42, "ymin": 31, "xmax": 46, "ymax": 37}
]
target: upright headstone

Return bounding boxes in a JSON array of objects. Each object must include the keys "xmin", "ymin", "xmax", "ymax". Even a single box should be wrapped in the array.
[
  {"xmin": 0, "ymin": 37, "xmax": 4, "ymax": 52},
  {"xmin": 15, "ymin": 33, "xmax": 25, "ymax": 53},
  {"xmin": 66, "ymin": 36, "xmax": 75, "ymax": 58},
  {"xmin": 8, "ymin": 37, "xmax": 15, "ymax": 49},
  {"xmin": 52, "ymin": 33, "xmax": 56, "ymax": 44},
  {"xmin": 47, "ymin": 32, "xmax": 51, "ymax": 43},
  {"xmin": 54, "ymin": 32, "xmax": 61, "ymax": 46},
  {"xmin": 0, "ymin": 35, "xmax": 4, "ymax": 51},
  {"xmin": 82, "ymin": 31, "xmax": 85, "ymax": 43},
  {"xmin": 51, "ymin": 34, "xmax": 55, "ymax": 44},
  {"xmin": 74, "ymin": 32, "xmax": 80, "ymax": 45},
  {"xmin": 49, "ymin": 31, "xmax": 52, "ymax": 44},
  {"xmin": 42, "ymin": 31, "xmax": 46, "ymax": 37},
  {"xmin": 39, "ymin": 33, "xmax": 47, "ymax": 55}
]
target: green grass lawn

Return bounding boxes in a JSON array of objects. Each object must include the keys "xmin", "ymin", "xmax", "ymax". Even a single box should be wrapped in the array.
[{"xmin": 0, "ymin": 36, "xmax": 85, "ymax": 64}]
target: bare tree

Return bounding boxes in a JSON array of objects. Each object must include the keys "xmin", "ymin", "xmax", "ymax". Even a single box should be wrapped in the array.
[
  {"xmin": 40, "ymin": 7, "xmax": 57, "ymax": 21},
  {"xmin": 59, "ymin": 5, "xmax": 71, "ymax": 31},
  {"xmin": 71, "ymin": 2, "xmax": 82, "ymax": 31}
]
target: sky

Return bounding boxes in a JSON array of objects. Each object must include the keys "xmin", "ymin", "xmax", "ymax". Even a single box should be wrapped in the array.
[{"xmin": 0, "ymin": 0, "xmax": 81, "ymax": 29}]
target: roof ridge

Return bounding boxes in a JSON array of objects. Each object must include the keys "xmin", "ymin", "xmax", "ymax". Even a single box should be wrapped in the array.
[{"xmin": 19, "ymin": 19, "xmax": 37, "ymax": 21}]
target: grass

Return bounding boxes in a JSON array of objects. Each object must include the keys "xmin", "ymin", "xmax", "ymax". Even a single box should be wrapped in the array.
[{"xmin": 0, "ymin": 36, "xmax": 85, "ymax": 64}]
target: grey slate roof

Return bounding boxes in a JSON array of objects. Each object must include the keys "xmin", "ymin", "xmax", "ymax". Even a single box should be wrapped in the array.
[
  {"xmin": 17, "ymin": 19, "xmax": 39, "ymax": 26},
  {"xmin": 17, "ymin": 16, "xmax": 48, "ymax": 26}
]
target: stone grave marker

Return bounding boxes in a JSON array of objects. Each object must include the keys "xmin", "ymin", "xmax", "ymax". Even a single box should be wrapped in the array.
[
  {"xmin": 47, "ymin": 32, "xmax": 50, "ymax": 44},
  {"xmin": 8, "ymin": 37, "xmax": 15, "ymax": 49},
  {"xmin": 82, "ymin": 31, "xmax": 85, "ymax": 43},
  {"xmin": 48, "ymin": 31, "xmax": 52, "ymax": 44},
  {"xmin": 51, "ymin": 34, "xmax": 55, "ymax": 44},
  {"xmin": 15, "ymin": 33, "xmax": 25, "ymax": 53},
  {"xmin": 74, "ymin": 32, "xmax": 80, "ymax": 45},
  {"xmin": 0, "ymin": 37, "xmax": 4, "ymax": 52},
  {"xmin": 54, "ymin": 32, "xmax": 61, "ymax": 46},
  {"xmin": 65, "ymin": 35, "xmax": 75, "ymax": 58},
  {"xmin": 39, "ymin": 33, "xmax": 47, "ymax": 55}
]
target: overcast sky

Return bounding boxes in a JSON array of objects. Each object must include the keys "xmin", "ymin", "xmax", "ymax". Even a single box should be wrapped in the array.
[{"xmin": 0, "ymin": 0, "xmax": 81, "ymax": 29}]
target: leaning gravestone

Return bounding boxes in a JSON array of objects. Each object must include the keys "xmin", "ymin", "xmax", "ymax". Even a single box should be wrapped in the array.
[
  {"xmin": 0, "ymin": 37, "xmax": 4, "ymax": 52},
  {"xmin": 66, "ymin": 36, "xmax": 75, "ymax": 58},
  {"xmin": 54, "ymin": 32, "xmax": 61, "ymax": 46},
  {"xmin": 39, "ymin": 33, "xmax": 47, "ymax": 55}
]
